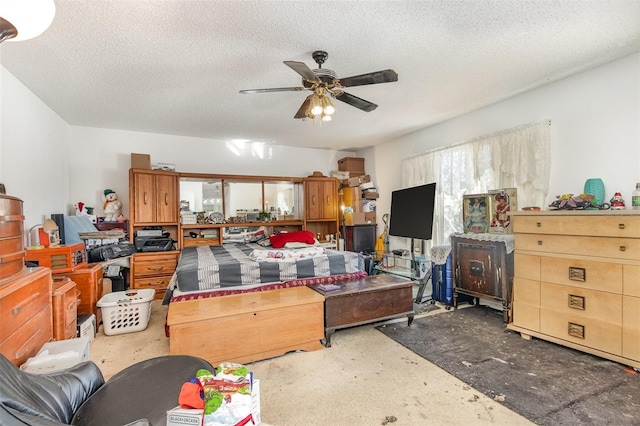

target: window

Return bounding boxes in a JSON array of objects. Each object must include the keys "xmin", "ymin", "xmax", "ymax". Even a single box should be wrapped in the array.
[{"xmin": 402, "ymin": 121, "xmax": 551, "ymax": 248}]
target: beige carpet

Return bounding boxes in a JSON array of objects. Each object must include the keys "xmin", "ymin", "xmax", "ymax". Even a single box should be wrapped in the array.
[{"xmin": 90, "ymin": 300, "xmax": 533, "ymax": 425}]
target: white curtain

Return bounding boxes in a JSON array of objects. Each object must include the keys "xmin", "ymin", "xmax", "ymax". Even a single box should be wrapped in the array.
[{"xmin": 402, "ymin": 120, "xmax": 551, "ymax": 247}]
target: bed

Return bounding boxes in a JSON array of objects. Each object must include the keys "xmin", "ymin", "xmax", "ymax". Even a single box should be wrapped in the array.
[
  {"xmin": 163, "ymin": 242, "xmax": 367, "ymax": 304},
  {"xmin": 164, "ymin": 239, "xmax": 368, "ymax": 364}
]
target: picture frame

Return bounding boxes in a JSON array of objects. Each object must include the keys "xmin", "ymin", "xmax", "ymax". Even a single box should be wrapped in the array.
[
  {"xmin": 488, "ymin": 188, "xmax": 517, "ymax": 234},
  {"xmin": 462, "ymin": 194, "xmax": 490, "ymax": 233}
]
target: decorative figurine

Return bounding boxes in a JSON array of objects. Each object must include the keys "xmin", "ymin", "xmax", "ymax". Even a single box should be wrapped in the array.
[
  {"xmin": 103, "ymin": 189, "xmax": 123, "ymax": 221},
  {"xmin": 610, "ymin": 192, "xmax": 626, "ymax": 210}
]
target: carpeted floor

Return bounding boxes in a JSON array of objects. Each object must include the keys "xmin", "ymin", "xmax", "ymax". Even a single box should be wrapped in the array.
[{"xmin": 377, "ymin": 306, "xmax": 640, "ymax": 426}]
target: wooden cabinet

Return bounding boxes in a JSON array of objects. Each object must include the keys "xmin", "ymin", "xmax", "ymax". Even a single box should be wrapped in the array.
[
  {"xmin": 130, "ymin": 169, "xmax": 179, "ymax": 225},
  {"xmin": 56, "ymin": 263, "xmax": 103, "ymax": 326},
  {"xmin": 0, "ymin": 267, "xmax": 53, "ymax": 366},
  {"xmin": 304, "ymin": 177, "xmax": 339, "ymax": 242},
  {"xmin": 507, "ymin": 211, "xmax": 640, "ymax": 368},
  {"xmin": 131, "ymin": 251, "xmax": 179, "ymax": 300},
  {"xmin": 451, "ymin": 233, "xmax": 514, "ymax": 322},
  {"xmin": 52, "ymin": 276, "xmax": 78, "ymax": 341}
]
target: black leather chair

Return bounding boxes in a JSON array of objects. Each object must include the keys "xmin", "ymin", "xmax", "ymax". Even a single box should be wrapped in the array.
[
  {"xmin": 1, "ymin": 353, "xmax": 213, "ymax": 426},
  {"xmin": 0, "ymin": 353, "xmax": 104, "ymax": 425}
]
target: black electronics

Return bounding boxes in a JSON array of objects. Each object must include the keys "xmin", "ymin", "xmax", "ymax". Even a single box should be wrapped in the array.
[
  {"xmin": 134, "ymin": 236, "xmax": 173, "ymax": 252},
  {"xmin": 51, "ymin": 214, "xmax": 65, "ymax": 244},
  {"xmin": 388, "ymin": 183, "xmax": 437, "ymax": 241},
  {"xmin": 88, "ymin": 242, "xmax": 136, "ymax": 262}
]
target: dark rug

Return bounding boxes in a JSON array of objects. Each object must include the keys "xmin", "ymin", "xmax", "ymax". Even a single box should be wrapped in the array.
[{"xmin": 376, "ymin": 306, "xmax": 640, "ymax": 426}]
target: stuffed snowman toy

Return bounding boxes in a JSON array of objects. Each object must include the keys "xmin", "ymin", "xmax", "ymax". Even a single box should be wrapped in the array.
[{"xmin": 103, "ymin": 189, "xmax": 123, "ymax": 221}]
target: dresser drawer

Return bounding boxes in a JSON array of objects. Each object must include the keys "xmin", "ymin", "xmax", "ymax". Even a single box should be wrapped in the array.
[
  {"xmin": 540, "ymin": 282, "xmax": 622, "ymax": 324},
  {"xmin": 624, "ymin": 265, "xmax": 640, "ymax": 297},
  {"xmin": 513, "ymin": 277, "xmax": 540, "ymax": 305},
  {"xmin": 133, "ymin": 253, "xmax": 178, "ymax": 277},
  {"xmin": 0, "ymin": 272, "xmax": 51, "ymax": 342},
  {"xmin": 514, "ymin": 215, "xmax": 640, "ymax": 238},
  {"xmin": 0, "ymin": 306, "xmax": 52, "ymax": 366},
  {"xmin": 515, "ymin": 233, "xmax": 640, "ymax": 261},
  {"xmin": 622, "ymin": 295, "xmax": 640, "ymax": 361},
  {"xmin": 540, "ymin": 307, "xmax": 622, "ymax": 355},
  {"xmin": 514, "ymin": 253, "xmax": 540, "ymax": 280},
  {"xmin": 540, "ymin": 257, "xmax": 622, "ymax": 294}
]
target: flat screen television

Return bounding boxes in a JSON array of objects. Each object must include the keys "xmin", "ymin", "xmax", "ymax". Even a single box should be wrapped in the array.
[{"xmin": 388, "ymin": 183, "xmax": 437, "ymax": 241}]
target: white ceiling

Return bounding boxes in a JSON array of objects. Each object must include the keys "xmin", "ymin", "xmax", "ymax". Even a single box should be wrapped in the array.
[{"xmin": 1, "ymin": 1, "xmax": 639, "ymax": 151}]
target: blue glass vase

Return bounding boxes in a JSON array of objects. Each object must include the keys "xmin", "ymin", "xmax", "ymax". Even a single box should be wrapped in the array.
[{"xmin": 584, "ymin": 178, "xmax": 605, "ymax": 208}]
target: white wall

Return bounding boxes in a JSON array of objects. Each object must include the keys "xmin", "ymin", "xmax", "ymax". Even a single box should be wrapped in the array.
[
  {"xmin": 0, "ymin": 67, "xmax": 70, "ymax": 229},
  {"xmin": 362, "ymin": 53, "xmax": 640, "ymax": 250},
  {"xmin": 68, "ymin": 126, "xmax": 355, "ymax": 218}
]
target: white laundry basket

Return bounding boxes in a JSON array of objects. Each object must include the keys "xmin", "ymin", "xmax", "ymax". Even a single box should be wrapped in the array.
[{"xmin": 97, "ymin": 289, "xmax": 155, "ymax": 335}]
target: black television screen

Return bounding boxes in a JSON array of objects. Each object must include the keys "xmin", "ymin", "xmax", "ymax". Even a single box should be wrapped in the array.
[{"xmin": 388, "ymin": 183, "xmax": 437, "ymax": 240}]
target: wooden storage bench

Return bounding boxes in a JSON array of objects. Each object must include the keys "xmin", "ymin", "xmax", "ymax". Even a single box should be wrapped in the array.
[{"xmin": 167, "ymin": 286, "xmax": 325, "ymax": 365}]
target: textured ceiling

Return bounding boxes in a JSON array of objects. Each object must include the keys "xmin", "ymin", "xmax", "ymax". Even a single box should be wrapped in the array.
[{"xmin": 1, "ymin": 1, "xmax": 639, "ymax": 151}]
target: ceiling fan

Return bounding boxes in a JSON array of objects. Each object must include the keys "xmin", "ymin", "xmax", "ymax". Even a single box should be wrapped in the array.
[{"xmin": 239, "ymin": 50, "xmax": 398, "ymax": 121}]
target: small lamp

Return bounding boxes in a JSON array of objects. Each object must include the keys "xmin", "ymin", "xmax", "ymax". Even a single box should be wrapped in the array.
[
  {"xmin": 43, "ymin": 218, "xmax": 60, "ymax": 247},
  {"xmin": 0, "ymin": 0, "xmax": 56, "ymax": 43}
]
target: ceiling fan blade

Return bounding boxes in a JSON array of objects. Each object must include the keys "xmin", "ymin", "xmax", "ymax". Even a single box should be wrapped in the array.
[
  {"xmin": 335, "ymin": 92, "xmax": 378, "ymax": 112},
  {"xmin": 239, "ymin": 87, "xmax": 305, "ymax": 94},
  {"xmin": 294, "ymin": 95, "xmax": 313, "ymax": 119},
  {"xmin": 283, "ymin": 61, "xmax": 319, "ymax": 82},
  {"xmin": 337, "ymin": 69, "xmax": 398, "ymax": 87}
]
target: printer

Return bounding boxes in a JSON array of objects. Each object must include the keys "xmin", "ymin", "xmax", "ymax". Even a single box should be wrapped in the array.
[{"xmin": 134, "ymin": 236, "xmax": 174, "ymax": 252}]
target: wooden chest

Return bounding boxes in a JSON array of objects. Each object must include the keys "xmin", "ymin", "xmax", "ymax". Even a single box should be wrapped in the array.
[
  {"xmin": 508, "ymin": 211, "xmax": 640, "ymax": 368},
  {"xmin": 0, "ymin": 194, "xmax": 25, "ymax": 279},
  {"xmin": 167, "ymin": 286, "xmax": 325, "ymax": 365},
  {"xmin": 24, "ymin": 242, "xmax": 87, "ymax": 273},
  {"xmin": 0, "ymin": 267, "xmax": 53, "ymax": 366},
  {"xmin": 52, "ymin": 276, "xmax": 78, "ymax": 341}
]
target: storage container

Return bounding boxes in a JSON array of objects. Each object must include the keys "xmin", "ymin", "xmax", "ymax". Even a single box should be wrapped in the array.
[
  {"xmin": 337, "ymin": 157, "xmax": 365, "ymax": 175},
  {"xmin": 97, "ymin": 289, "xmax": 155, "ymax": 335},
  {"xmin": 20, "ymin": 337, "xmax": 90, "ymax": 374}
]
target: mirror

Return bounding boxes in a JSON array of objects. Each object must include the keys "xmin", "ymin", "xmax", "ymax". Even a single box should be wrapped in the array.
[
  {"xmin": 179, "ymin": 178, "xmax": 224, "ymax": 214},
  {"xmin": 224, "ymin": 182, "xmax": 262, "ymax": 219},
  {"xmin": 264, "ymin": 181, "xmax": 299, "ymax": 219}
]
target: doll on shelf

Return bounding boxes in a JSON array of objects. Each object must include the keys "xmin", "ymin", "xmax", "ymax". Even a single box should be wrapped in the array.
[{"xmin": 491, "ymin": 192, "xmax": 511, "ymax": 230}]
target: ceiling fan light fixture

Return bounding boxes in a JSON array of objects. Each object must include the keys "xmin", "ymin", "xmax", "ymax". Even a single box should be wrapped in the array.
[
  {"xmin": 0, "ymin": 0, "xmax": 56, "ymax": 42},
  {"xmin": 322, "ymin": 96, "xmax": 335, "ymax": 115},
  {"xmin": 321, "ymin": 114, "xmax": 332, "ymax": 122},
  {"xmin": 310, "ymin": 95, "xmax": 324, "ymax": 116}
]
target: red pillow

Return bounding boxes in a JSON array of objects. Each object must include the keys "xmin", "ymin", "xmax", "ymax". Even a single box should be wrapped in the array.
[{"xmin": 269, "ymin": 231, "xmax": 316, "ymax": 249}]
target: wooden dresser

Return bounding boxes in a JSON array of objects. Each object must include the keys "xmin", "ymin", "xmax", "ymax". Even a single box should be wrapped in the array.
[
  {"xmin": 57, "ymin": 263, "xmax": 104, "ymax": 326},
  {"xmin": 507, "ymin": 211, "xmax": 640, "ymax": 368},
  {"xmin": 0, "ymin": 267, "xmax": 53, "ymax": 366}
]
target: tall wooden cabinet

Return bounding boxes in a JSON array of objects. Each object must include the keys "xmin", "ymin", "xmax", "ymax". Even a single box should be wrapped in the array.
[
  {"xmin": 304, "ymin": 177, "xmax": 339, "ymax": 241},
  {"xmin": 507, "ymin": 211, "xmax": 640, "ymax": 368},
  {"xmin": 129, "ymin": 169, "xmax": 180, "ymax": 300}
]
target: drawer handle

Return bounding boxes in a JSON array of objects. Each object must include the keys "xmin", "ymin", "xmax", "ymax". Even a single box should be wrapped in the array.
[
  {"xmin": 618, "ymin": 223, "xmax": 625, "ymax": 230},
  {"xmin": 619, "ymin": 246, "xmax": 626, "ymax": 252},
  {"xmin": 568, "ymin": 294, "xmax": 585, "ymax": 310},
  {"xmin": 536, "ymin": 222, "xmax": 542, "ymax": 227},
  {"xmin": 568, "ymin": 322, "xmax": 585, "ymax": 339},
  {"xmin": 537, "ymin": 240, "xmax": 543, "ymax": 246},
  {"xmin": 569, "ymin": 267, "xmax": 586, "ymax": 282},
  {"xmin": 12, "ymin": 292, "xmax": 41, "ymax": 316}
]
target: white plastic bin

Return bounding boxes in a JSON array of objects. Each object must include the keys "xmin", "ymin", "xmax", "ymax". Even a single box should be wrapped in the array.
[
  {"xmin": 20, "ymin": 337, "xmax": 90, "ymax": 374},
  {"xmin": 97, "ymin": 289, "xmax": 155, "ymax": 335}
]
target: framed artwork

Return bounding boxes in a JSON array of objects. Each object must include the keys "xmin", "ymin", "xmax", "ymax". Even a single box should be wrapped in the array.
[
  {"xmin": 488, "ymin": 188, "xmax": 517, "ymax": 234},
  {"xmin": 462, "ymin": 194, "xmax": 490, "ymax": 233}
]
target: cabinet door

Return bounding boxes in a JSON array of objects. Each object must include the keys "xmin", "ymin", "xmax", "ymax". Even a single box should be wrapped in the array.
[
  {"xmin": 155, "ymin": 174, "xmax": 178, "ymax": 223},
  {"xmin": 133, "ymin": 172, "xmax": 156, "ymax": 223},
  {"xmin": 306, "ymin": 180, "xmax": 324, "ymax": 220},
  {"xmin": 321, "ymin": 179, "xmax": 338, "ymax": 220}
]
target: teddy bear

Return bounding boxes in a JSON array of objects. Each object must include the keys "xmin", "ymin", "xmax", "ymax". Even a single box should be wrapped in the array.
[{"xmin": 103, "ymin": 189, "xmax": 123, "ymax": 221}]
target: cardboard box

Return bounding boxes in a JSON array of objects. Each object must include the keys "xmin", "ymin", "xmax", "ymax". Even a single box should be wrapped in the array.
[
  {"xmin": 338, "ymin": 157, "xmax": 365, "ymax": 174},
  {"xmin": 131, "ymin": 153, "xmax": 151, "ymax": 169},
  {"xmin": 363, "ymin": 191, "xmax": 379, "ymax": 199},
  {"xmin": 77, "ymin": 314, "xmax": 96, "ymax": 342},
  {"xmin": 166, "ymin": 406, "xmax": 203, "ymax": 426},
  {"xmin": 364, "ymin": 212, "xmax": 376, "ymax": 224},
  {"xmin": 342, "ymin": 187, "xmax": 362, "ymax": 212}
]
